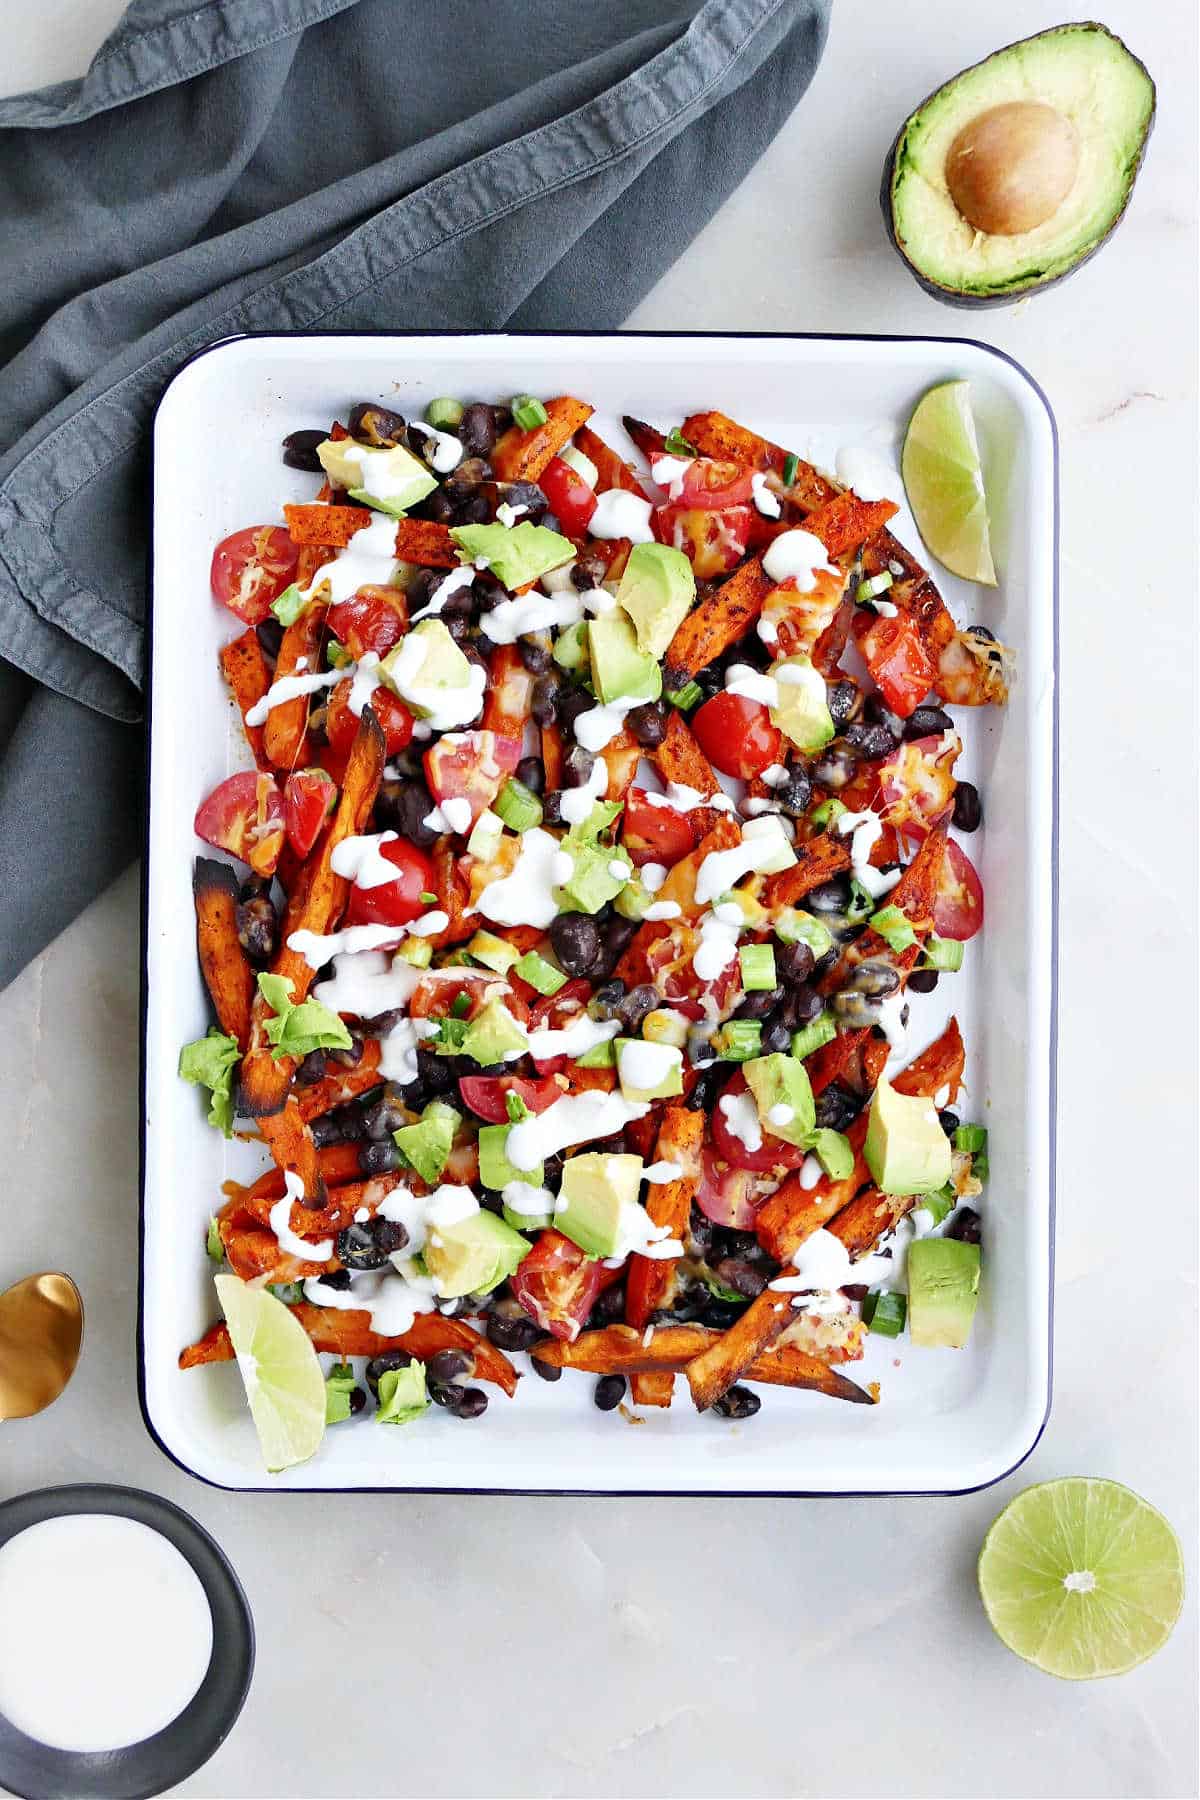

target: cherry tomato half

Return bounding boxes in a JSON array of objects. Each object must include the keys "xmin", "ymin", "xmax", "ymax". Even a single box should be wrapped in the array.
[
  {"xmin": 693, "ymin": 1144, "xmax": 761, "ymax": 1229},
  {"xmin": 932, "ymin": 837, "xmax": 984, "ymax": 942},
  {"xmin": 692, "ymin": 692, "xmax": 782, "ymax": 781},
  {"xmin": 676, "ymin": 458, "xmax": 755, "ymax": 509},
  {"xmin": 283, "ymin": 768, "xmax": 336, "ymax": 858},
  {"xmin": 424, "ymin": 730, "xmax": 522, "ymax": 828},
  {"xmin": 622, "ymin": 787, "xmax": 695, "ymax": 867},
  {"xmin": 194, "ymin": 771, "xmax": 284, "ymax": 876},
  {"xmin": 344, "ymin": 835, "xmax": 436, "ymax": 928},
  {"xmin": 710, "ymin": 1071, "xmax": 807, "ymax": 1175},
  {"xmin": 652, "ymin": 502, "xmax": 752, "ymax": 580},
  {"xmin": 854, "ymin": 610, "xmax": 936, "ymax": 720},
  {"xmin": 210, "ymin": 526, "xmax": 299, "ymax": 626},
  {"xmin": 326, "ymin": 586, "xmax": 408, "ymax": 662},
  {"xmin": 508, "ymin": 1230, "xmax": 607, "ymax": 1341},
  {"xmin": 326, "ymin": 679, "xmax": 414, "ymax": 759},
  {"xmin": 538, "ymin": 456, "xmax": 598, "ymax": 538},
  {"xmin": 457, "ymin": 1074, "xmax": 561, "ymax": 1124},
  {"xmin": 877, "ymin": 734, "xmax": 960, "ymax": 843}
]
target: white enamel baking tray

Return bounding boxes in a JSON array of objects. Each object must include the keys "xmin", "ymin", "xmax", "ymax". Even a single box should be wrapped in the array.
[{"xmin": 143, "ymin": 332, "xmax": 1057, "ymax": 1493}]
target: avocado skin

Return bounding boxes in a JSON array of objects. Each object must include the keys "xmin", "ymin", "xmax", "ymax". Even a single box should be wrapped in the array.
[{"xmin": 881, "ymin": 23, "xmax": 1156, "ymax": 308}]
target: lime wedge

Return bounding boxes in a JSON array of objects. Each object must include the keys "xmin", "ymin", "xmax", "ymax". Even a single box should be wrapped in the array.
[
  {"xmin": 215, "ymin": 1274, "xmax": 326, "ymax": 1473},
  {"xmin": 901, "ymin": 380, "xmax": 997, "ymax": 585},
  {"xmin": 978, "ymin": 1478, "xmax": 1185, "ymax": 1680}
]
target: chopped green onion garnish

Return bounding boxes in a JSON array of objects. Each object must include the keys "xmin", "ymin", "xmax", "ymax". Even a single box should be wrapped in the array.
[
  {"xmin": 774, "ymin": 909, "xmax": 834, "ymax": 958},
  {"xmin": 810, "ymin": 796, "xmax": 847, "ymax": 831},
  {"xmin": 511, "ymin": 395, "xmax": 549, "ymax": 431},
  {"xmin": 870, "ymin": 904, "xmax": 917, "ymax": 952},
  {"xmin": 663, "ymin": 427, "xmax": 697, "ymax": 458},
  {"xmin": 325, "ymin": 637, "xmax": 352, "ymax": 669},
  {"xmin": 666, "ymin": 679, "xmax": 703, "ymax": 711},
  {"xmin": 419, "ymin": 890, "xmax": 438, "ymax": 905},
  {"xmin": 915, "ymin": 1188, "xmax": 955, "ymax": 1227},
  {"xmin": 268, "ymin": 1281, "xmax": 304, "ymax": 1306},
  {"xmin": 206, "ymin": 1216, "xmax": 224, "ymax": 1262},
  {"xmin": 972, "ymin": 1152, "xmax": 990, "ymax": 1184},
  {"xmin": 514, "ymin": 951, "xmax": 566, "ymax": 996},
  {"xmin": 701, "ymin": 1275, "xmax": 744, "ymax": 1304},
  {"xmin": 738, "ymin": 943, "xmax": 777, "ymax": 992},
  {"xmin": 271, "ymin": 583, "xmax": 307, "ymax": 627},
  {"xmin": 791, "ymin": 1012, "xmax": 837, "ymax": 1060},
  {"xmin": 781, "ymin": 452, "xmax": 800, "ymax": 487},
  {"xmin": 857, "ymin": 571, "xmax": 894, "ymax": 603},
  {"xmin": 846, "ymin": 880, "xmax": 876, "ymax": 924},
  {"xmin": 431, "ymin": 1016, "xmax": 468, "ymax": 1052},
  {"xmin": 954, "ymin": 1124, "xmax": 988, "ymax": 1155},
  {"xmin": 575, "ymin": 1039, "xmax": 616, "ymax": 1068},
  {"xmin": 426, "ymin": 397, "xmax": 464, "ymax": 431},
  {"xmin": 714, "ymin": 1020, "xmax": 762, "ymax": 1062},
  {"xmin": 862, "ymin": 1290, "xmax": 907, "ymax": 1337},
  {"xmin": 505, "ymin": 1092, "xmax": 531, "ymax": 1124},
  {"xmin": 923, "ymin": 935, "xmax": 964, "ymax": 972},
  {"xmin": 451, "ymin": 993, "xmax": 472, "ymax": 1019},
  {"xmin": 494, "ymin": 777, "xmax": 543, "ymax": 832}
]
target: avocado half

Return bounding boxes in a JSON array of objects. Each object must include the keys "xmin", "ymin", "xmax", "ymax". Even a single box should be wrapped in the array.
[{"xmin": 882, "ymin": 23, "xmax": 1155, "ymax": 306}]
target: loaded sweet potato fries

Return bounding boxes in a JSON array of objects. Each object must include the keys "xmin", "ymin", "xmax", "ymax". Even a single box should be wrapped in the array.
[{"xmin": 180, "ymin": 390, "xmax": 1007, "ymax": 1433}]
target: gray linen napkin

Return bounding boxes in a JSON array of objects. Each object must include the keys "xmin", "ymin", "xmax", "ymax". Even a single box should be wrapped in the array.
[{"xmin": 0, "ymin": 0, "xmax": 831, "ymax": 986}]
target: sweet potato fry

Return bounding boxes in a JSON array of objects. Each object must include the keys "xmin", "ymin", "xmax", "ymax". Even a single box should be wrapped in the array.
[
  {"xmin": 263, "ymin": 599, "xmax": 327, "ymax": 770},
  {"xmin": 620, "ymin": 415, "xmax": 668, "ymax": 461},
  {"xmin": 601, "ymin": 728, "xmax": 640, "ymax": 803},
  {"xmin": 575, "ymin": 422, "xmax": 650, "ymax": 496},
  {"xmin": 193, "ymin": 858, "xmax": 254, "ymax": 1048},
  {"xmin": 480, "ymin": 643, "xmax": 534, "ymax": 737},
  {"xmin": 626, "ymin": 1106, "xmax": 704, "ymax": 1328},
  {"xmin": 238, "ymin": 709, "xmax": 385, "ymax": 1119},
  {"xmin": 533, "ymin": 1325, "xmax": 874, "ymax": 1404},
  {"xmin": 392, "ymin": 519, "xmax": 458, "ymax": 567},
  {"xmin": 541, "ymin": 723, "xmax": 564, "ymax": 789},
  {"xmin": 630, "ymin": 1372, "xmax": 675, "ymax": 1408},
  {"xmin": 818, "ymin": 826, "xmax": 946, "ymax": 996},
  {"xmin": 283, "ymin": 502, "xmax": 372, "ymax": 546},
  {"xmin": 829, "ymin": 1188, "xmax": 914, "ymax": 1257},
  {"xmin": 180, "ymin": 1310, "xmax": 519, "ymax": 1393},
  {"xmin": 425, "ymin": 841, "xmax": 475, "ymax": 949},
  {"xmin": 663, "ymin": 556, "xmax": 774, "ymax": 686},
  {"xmin": 649, "ymin": 709, "xmax": 725, "ymax": 841},
  {"xmin": 294, "ymin": 1038, "xmax": 382, "ymax": 1122},
  {"xmin": 258, "ymin": 1099, "xmax": 326, "ymax": 1210},
  {"xmin": 219, "ymin": 630, "xmax": 271, "ymax": 769},
  {"xmin": 803, "ymin": 491, "xmax": 898, "ymax": 560},
  {"xmin": 491, "ymin": 397, "xmax": 593, "ymax": 483},
  {"xmin": 762, "ymin": 834, "xmax": 853, "ymax": 908}
]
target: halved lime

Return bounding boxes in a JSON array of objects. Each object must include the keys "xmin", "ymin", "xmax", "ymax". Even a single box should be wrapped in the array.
[
  {"xmin": 901, "ymin": 380, "xmax": 997, "ymax": 585},
  {"xmin": 215, "ymin": 1274, "xmax": 326, "ymax": 1473},
  {"xmin": 978, "ymin": 1478, "xmax": 1185, "ymax": 1680}
]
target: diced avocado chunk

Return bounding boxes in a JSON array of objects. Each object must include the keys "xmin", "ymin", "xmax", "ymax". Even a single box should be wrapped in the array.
[
  {"xmin": 375, "ymin": 1361, "xmax": 430, "ymax": 1425},
  {"xmin": 557, "ymin": 1152, "xmax": 644, "ymax": 1259},
  {"xmin": 502, "ymin": 1192, "xmax": 555, "ymax": 1233},
  {"xmin": 467, "ymin": 930, "xmax": 520, "ymax": 975},
  {"xmin": 478, "ymin": 1123, "xmax": 543, "ymax": 1192},
  {"xmin": 588, "ymin": 611, "xmax": 663, "ymax": 705},
  {"xmin": 379, "ymin": 619, "xmax": 474, "ymax": 717},
  {"xmin": 742, "ymin": 1053, "xmax": 816, "ymax": 1147},
  {"xmin": 864, "ymin": 1077, "xmax": 952, "ymax": 1195},
  {"xmin": 574, "ymin": 1038, "xmax": 616, "ymax": 1069},
  {"xmin": 553, "ymin": 620, "xmax": 590, "ymax": 674},
  {"xmin": 769, "ymin": 654, "xmax": 835, "ymax": 752},
  {"xmin": 555, "ymin": 842, "xmax": 631, "ymax": 915},
  {"xmin": 614, "ymin": 1037, "xmax": 684, "ymax": 1103},
  {"xmin": 907, "ymin": 1238, "xmax": 980, "ymax": 1348},
  {"xmin": 392, "ymin": 1100, "xmax": 459, "ymax": 1185},
  {"xmin": 450, "ymin": 521, "xmax": 574, "ymax": 590},
  {"xmin": 424, "ymin": 1209, "xmax": 530, "ymax": 1299},
  {"xmin": 458, "ymin": 997, "xmax": 529, "ymax": 1066},
  {"xmin": 615, "ymin": 542, "xmax": 696, "ymax": 658},
  {"xmin": 316, "ymin": 438, "xmax": 437, "ymax": 514},
  {"xmin": 807, "ymin": 1127, "xmax": 854, "ymax": 1181}
]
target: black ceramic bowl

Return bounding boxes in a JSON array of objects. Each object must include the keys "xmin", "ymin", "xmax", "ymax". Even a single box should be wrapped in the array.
[{"xmin": 0, "ymin": 1485, "xmax": 253, "ymax": 1800}]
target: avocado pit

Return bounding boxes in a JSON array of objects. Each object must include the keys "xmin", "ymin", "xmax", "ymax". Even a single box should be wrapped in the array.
[{"xmin": 945, "ymin": 101, "xmax": 1079, "ymax": 236}]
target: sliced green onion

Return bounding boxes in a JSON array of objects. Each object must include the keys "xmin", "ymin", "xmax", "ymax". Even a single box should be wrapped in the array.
[
  {"xmin": 271, "ymin": 583, "xmax": 307, "ymax": 627},
  {"xmin": 810, "ymin": 796, "xmax": 847, "ymax": 831},
  {"xmin": 774, "ymin": 909, "xmax": 834, "ymax": 958},
  {"xmin": 846, "ymin": 880, "xmax": 876, "ymax": 924},
  {"xmin": 396, "ymin": 938, "xmax": 433, "ymax": 968},
  {"xmin": 738, "ymin": 943, "xmax": 777, "ymax": 992},
  {"xmin": 505, "ymin": 1092, "xmax": 531, "ymax": 1124},
  {"xmin": 856, "ymin": 571, "xmax": 894, "ymax": 603},
  {"xmin": 466, "ymin": 808, "xmax": 504, "ymax": 861},
  {"xmin": 915, "ymin": 1188, "xmax": 955, "ymax": 1227},
  {"xmin": 268, "ymin": 1281, "xmax": 304, "ymax": 1306},
  {"xmin": 514, "ymin": 951, "xmax": 566, "ymax": 997},
  {"xmin": 663, "ymin": 427, "xmax": 698, "ymax": 458},
  {"xmin": 575, "ymin": 1039, "xmax": 616, "ymax": 1068},
  {"xmin": 781, "ymin": 452, "xmax": 800, "ymax": 487},
  {"xmin": 923, "ymin": 935, "xmax": 964, "ymax": 972},
  {"xmin": 666, "ymin": 679, "xmax": 703, "ymax": 711},
  {"xmin": 325, "ymin": 637, "xmax": 352, "ymax": 669},
  {"xmin": 954, "ymin": 1124, "xmax": 988, "ymax": 1155},
  {"xmin": 972, "ymin": 1152, "xmax": 990, "ymax": 1184},
  {"xmin": 451, "ymin": 992, "xmax": 472, "ymax": 1019},
  {"xmin": 870, "ymin": 904, "xmax": 917, "ymax": 952},
  {"xmin": 701, "ymin": 1275, "xmax": 744, "ymax": 1304},
  {"xmin": 791, "ymin": 1012, "xmax": 837, "ymax": 1060},
  {"xmin": 714, "ymin": 1020, "xmax": 762, "ymax": 1062},
  {"xmin": 863, "ymin": 1290, "xmax": 907, "ymax": 1337},
  {"xmin": 431, "ymin": 1016, "xmax": 468, "ymax": 1052},
  {"xmin": 494, "ymin": 777, "xmax": 543, "ymax": 832},
  {"xmin": 419, "ymin": 890, "xmax": 438, "ymax": 905},
  {"xmin": 511, "ymin": 395, "xmax": 549, "ymax": 431},
  {"xmin": 426, "ymin": 397, "xmax": 464, "ymax": 431},
  {"xmin": 206, "ymin": 1216, "xmax": 224, "ymax": 1262}
]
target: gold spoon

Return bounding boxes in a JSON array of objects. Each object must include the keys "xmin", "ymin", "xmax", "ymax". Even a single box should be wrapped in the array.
[{"xmin": 0, "ymin": 1273, "xmax": 84, "ymax": 1420}]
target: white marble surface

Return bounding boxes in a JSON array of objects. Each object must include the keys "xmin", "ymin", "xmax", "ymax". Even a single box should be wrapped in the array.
[{"xmin": 1, "ymin": 3, "xmax": 1196, "ymax": 1796}]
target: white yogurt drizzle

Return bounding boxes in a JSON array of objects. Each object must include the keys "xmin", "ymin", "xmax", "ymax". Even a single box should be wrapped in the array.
[
  {"xmin": 410, "ymin": 563, "xmax": 476, "ymax": 623},
  {"xmin": 480, "ymin": 588, "xmax": 585, "ymax": 645},
  {"xmin": 559, "ymin": 755, "xmax": 609, "ymax": 827},
  {"xmin": 269, "ymin": 1171, "xmax": 333, "ymax": 1263},
  {"xmin": 313, "ymin": 949, "xmax": 421, "ymax": 1018},
  {"xmin": 837, "ymin": 809, "xmax": 902, "ymax": 901},
  {"xmin": 761, "ymin": 528, "xmax": 837, "ymax": 592},
  {"xmin": 693, "ymin": 904, "xmax": 743, "ymax": 981},
  {"xmin": 768, "ymin": 1227, "xmax": 894, "ymax": 1312},
  {"xmin": 407, "ymin": 420, "xmax": 464, "ymax": 473},
  {"xmin": 589, "ymin": 489, "xmax": 655, "ymax": 542},
  {"xmin": 244, "ymin": 667, "xmax": 341, "ymax": 727},
  {"xmin": 573, "ymin": 695, "xmax": 641, "ymax": 752},
  {"xmin": 526, "ymin": 1016, "xmax": 618, "ymax": 1061},
  {"xmin": 617, "ymin": 1040, "xmax": 682, "ymax": 1090},
  {"xmin": 751, "ymin": 472, "xmax": 782, "ymax": 518},
  {"xmin": 718, "ymin": 1089, "xmax": 762, "ymax": 1154},
  {"xmin": 331, "ymin": 831, "xmax": 401, "ymax": 890},
  {"xmin": 505, "ymin": 1091, "xmax": 651, "ymax": 1172},
  {"xmin": 466, "ymin": 826, "xmax": 563, "ymax": 928},
  {"xmin": 694, "ymin": 816, "xmax": 793, "ymax": 905},
  {"xmin": 644, "ymin": 1160, "xmax": 683, "ymax": 1184}
]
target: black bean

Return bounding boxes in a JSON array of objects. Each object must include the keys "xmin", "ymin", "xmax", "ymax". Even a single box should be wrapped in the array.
[
  {"xmin": 346, "ymin": 1386, "xmax": 368, "ymax": 1415},
  {"xmin": 695, "ymin": 664, "xmax": 722, "ymax": 700},
  {"xmin": 328, "ymin": 1029, "xmax": 364, "ymax": 1069},
  {"xmin": 444, "ymin": 614, "xmax": 468, "ymax": 642},
  {"xmin": 337, "ymin": 1216, "xmax": 407, "ymax": 1271},
  {"xmin": 589, "ymin": 978, "xmax": 626, "ymax": 1020},
  {"xmin": 826, "ymin": 680, "xmax": 862, "ymax": 731},
  {"xmin": 594, "ymin": 1375, "xmax": 626, "ymax": 1412},
  {"xmin": 519, "ymin": 637, "xmax": 553, "ymax": 675},
  {"xmin": 294, "ymin": 1049, "xmax": 327, "ymax": 1087},
  {"xmin": 952, "ymin": 781, "xmax": 983, "ymax": 833},
  {"xmin": 320, "ymin": 1268, "xmax": 352, "ymax": 1290},
  {"xmin": 362, "ymin": 1091, "xmax": 407, "ymax": 1140},
  {"xmin": 735, "ymin": 986, "xmax": 782, "ymax": 1021},
  {"xmin": 407, "ymin": 567, "xmax": 440, "ymax": 612},
  {"xmin": 485, "ymin": 1308, "xmax": 545, "ymax": 1353},
  {"xmin": 813, "ymin": 745, "xmax": 859, "ymax": 790},
  {"xmin": 627, "ymin": 702, "xmax": 666, "ymax": 749},
  {"xmin": 420, "ymin": 487, "xmax": 458, "ymax": 525},
  {"xmin": 427, "ymin": 1349, "xmax": 472, "ymax": 1386},
  {"xmin": 807, "ymin": 877, "xmax": 853, "ymax": 914},
  {"xmin": 281, "ymin": 428, "xmax": 327, "ymax": 472},
  {"xmin": 454, "ymin": 493, "xmax": 490, "ymax": 527},
  {"xmin": 778, "ymin": 767, "xmax": 812, "ymax": 817},
  {"xmin": 687, "ymin": 1204, "xmax": 715, "ymax": 1257},
  {"xmin": 701, "ymin": 1299, "xmax": 745, "ymax": 1330},
  {"xmin": 542, "ymin": 1152, "xmax": 565, "ymax": 1191},
  {"xmin": 685, "ymin": 1066, "xmax": 724, "ymax": 1114},
  {"xmin": 814, "ymin": 1084, "xmax": 860, "ymax": 1132},
  {"xmin": 472, "ymin": 569, "xmax": 509, "ymax": 612},
  {"xmin": 438, "ymin": 1384, "xmax": 488, "ymax": 1420},
  {"xmin": 946, "ymin": 1207, "xmax": 982, "ymax": 1246},
  {"xmin": 846, "ymin": 960, "xmax": 901, "ymax": 998},
  {"xmin": 458, "ymin": 402, "xmax": 497, "ymax": 458},
  {"xmin": 531, "ymin": 673, "xmax": 561, "ymax": 727},
  {"xmin": 845, "ymin": 721, "xmax": 899, "ymax": 760},
  {"xmin": 374, "ymin": 777, "xmax": 439, "ymax": 848},
  {"xmin": 358, "ymin": 1141, "xmax": 402, "ymax": 1176},
  {"xmin": 615, "ymin": 982, "xmax": 656, "ymax": 1033},
  {"xmin": 713, "ymin": 1257, "xmax": 767, "ymax": 1300},
  {"xmin": 443, "ymin": 457, "xmax": 490, "ymax": 501},
  {"xmin": 515, "ymin": 755, "xmax": 545, "ymax": 796},
  {"xmin": 570, "ymin": 543, "xmax": 610, "ymax": 590},
  {"xmin": 968, "ymin": 624, "xmax": 996, "ymax": 643},
  {"xmin": 416, "ymin": 1046, "xmax": 459, "ymax": 1096},
  {"xmin": 760, "ymin": 1019, "xmax": 792, "ymax": 1054},
  {"xmin": 587, "ymin": 1284, "xmax": 627, "ymax": 1331},
  {"xmin": 236, "ymin": 892, "xmax": 278, "ymax": 965},
  {"xmin": 347, "ymin": 403, "xmax": 406, "ymax": 445},
  {"xmin": 863, "ymin": 694, "xmax": 905, "ymax": 741},
  {"xmin": 398, "ymin": 1079, "xmax": 428, "ymax": 1112},
  {"xmin": 711, "ymin": 1227, "xmax": 757, "ymax": 1260},
  {"xmin": 812, "ymin": 946, "xmax": 840, "ymax": 982},
  {"xmin": 555, "ymin": 684, "xmax": 594, "ymax": 735},
  {"xmin": 255, "ymin": 616, "xmax": 284, "ymax": 662},
  {"xmin": 541, "ymin": 789, "xmax": 564, "ymax": 827},
  {"xmin": 505, "ymin": 480, "xmax": 550, "ymax": 522},
  {"xmin": 713, "ymin": 1385, "xmax": 761, "ymax": 1420},
  {"xmin": 906, "ymin": 968, "xmax": 939, "ymax": 994},
  {"xmin": 437, "ymin": 582, "xmax": 476, "ymax": 622},
  {"xmin": 549, "ymin": 913, "xmax": 601, "ymax": 977},
  {"xmin": 938, "ymin": 1110, "xmax": 960, "ymax": 1136},
  {"xmin": 905, "ymin": 704, "xmax": 954, "ymax": 740},
  {"xmin": 842, "ymin": 1283, "xmax": 870, "ymax": 1304},
  {"xmin": 777, "ymin": 940, "xmax": 815, "ymax": 984},
  {"xmin": 561, "ymin": 743, "xmax": 595, "ymax": 788},
  {"xmin": 531, "ymin": 1356, "xmax": 562, "ymax": 1382},
  {"xmin": 310, "ymin": 1113, "xmax": 342, "ymax": 1148}
]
